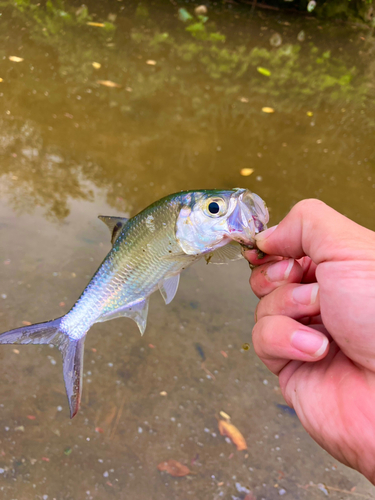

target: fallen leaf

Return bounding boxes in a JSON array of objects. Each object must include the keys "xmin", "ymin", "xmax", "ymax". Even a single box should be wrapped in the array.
[
  {"xmin": 91, "ymin": 348, "xmax": 97, "ymax": 352},
  {"xmin": 160, "ymin": 391, "xmax": 167, "ymax": 396},
  {"xmin": 218, "ymin": 420, "xmax": 247, "ymax": 450},
  {"xmin": 178, "ymin": 8, "xmax": 193, "ymax": 22},
  {"xmin": 9, "ymin": 56, "xmax": 24, "ymax": 62},
  {"xmin": 15, "ymin": 426, "xmax": 25, "ymax": 432},
  {"xmin": 195, "ymin": 5, "xmax": 208, "ymax": 15},
  {"xmin": 257, "ymin": 67, "xmax": 271, "ymax": 77},
  {"xmin": 13, "ymin": 349, "xmax": 20, "ymax": 354},
  {"xmin": 146, "ymin": 60, "xmax": 157, "ymax": 65},
  {"xmin": 262, "ymin": 107, "xmax": 275, "ymax": 113},
  {"xmin": 59, "ymin": 302, "xmax": 65, "ymax": 307},
  {"xmin": 219, "ymin": 410, "xmax": 231, "ymax": 421},
  {"xmin": 95, "ymin": 427, "xmax": 104, "ymax": 433},
  {"xmin": 148, "ymin": 344, "xmax": 156, "ymax": 348},
  {"xmin": 244, "ymin": 493, "xmax": 256, "ymax": 500},
  {"xmin": 0, "ymin": 78, "xmax": 3, "ymax": 82},
  {"xmin": 240, "ymin": 168, "xmax": 254, "ymax": 177},
  {"xmin": 92, "ymin": 62, "xmax": 101, "ymax": 69},
  {"xmin": 97, "ymin": 80, "xmax": 121, "ymax": 88},
  {"xmin": 87, "ymin": 22, "xmax": 105, "ymax": 27},
  {"xmin": 104, "ymin": 405, "xmax": 117, "ymax": 426},
  {"xmin": 157, "ymin": 459, "xmax": 191, "ymax": 477},
  {"xmin": 307, "ymin": 111, "xmax": 313, "ymax": 117},
  {"xmin": 27, "ymin": 415, "xmax": 36, "ymax": 420},
  {"xmin": 220, "ymin": 350, "xmax": 228, "ymax": 358},
  {"xmin": 307, "ymin": 0, "xmax": 317, "ymax": 13},
  {"xmin": 239, "ymin": 97, "xmax": 249, "ymax": 103}
]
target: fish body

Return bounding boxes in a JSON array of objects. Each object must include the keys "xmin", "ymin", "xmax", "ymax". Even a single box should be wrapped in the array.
[{"xmin": 0, "ymin": 188, "xmax": 268, "ymax": 417}]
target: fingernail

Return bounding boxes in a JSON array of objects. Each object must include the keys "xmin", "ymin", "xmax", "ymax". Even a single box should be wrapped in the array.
[
  {"xmin": 266, "ymin": 258, "xmax": 294, "ymax": 282},
  {"xmin": 292, "ymin": 283, "xmax": 319, "ymax": 305},
  {"xmin": 291, "ymin": 330, "xmax": 328, "ymax": 357},
  {"xmin": 255, "ymin": 225, "xmax": 278, "ymax": 242}
]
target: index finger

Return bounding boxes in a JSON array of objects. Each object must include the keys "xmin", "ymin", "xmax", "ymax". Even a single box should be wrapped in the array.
[{"xmin": 255, "ymin": 199, "xmax": 375, "ymax": 264}]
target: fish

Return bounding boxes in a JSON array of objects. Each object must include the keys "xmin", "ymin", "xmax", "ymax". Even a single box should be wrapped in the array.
[{"xmin": 0, "ymin": 188, "xmax": 268, "ymax": 417}]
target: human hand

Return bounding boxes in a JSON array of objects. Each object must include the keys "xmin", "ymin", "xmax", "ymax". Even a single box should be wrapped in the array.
[{"xmin": 245, "ymin": 199, "xmax": 375, "ymax": 483}]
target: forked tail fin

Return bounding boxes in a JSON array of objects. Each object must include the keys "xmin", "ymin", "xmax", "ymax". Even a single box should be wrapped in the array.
[{"xmin": 0, "ymin": 318, "xmax": 85, "ymax": 418}]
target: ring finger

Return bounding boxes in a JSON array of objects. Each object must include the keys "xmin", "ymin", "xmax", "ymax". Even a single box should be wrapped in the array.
[{"xmin": 252, "ymin": 315, "xmax": 329, "ymax": 375}]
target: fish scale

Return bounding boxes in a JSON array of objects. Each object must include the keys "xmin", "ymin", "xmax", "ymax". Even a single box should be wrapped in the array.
[
  {"xmin": 62, "ymin": 194, "xmax": 189, "ymax": 338},
  {"xmin": 0, "ymin": 189, "xmax": 268, "ymax": 417}
]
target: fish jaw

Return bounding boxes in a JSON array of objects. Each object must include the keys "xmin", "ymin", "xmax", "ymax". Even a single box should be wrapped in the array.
[{"xmin": 226, "ymin": 189, "xmax": 269, "ymax": 248}]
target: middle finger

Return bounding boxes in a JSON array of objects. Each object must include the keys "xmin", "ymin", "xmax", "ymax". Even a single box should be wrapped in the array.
[{"xmin": 256, "ymin": 282, "xmax": 320, "ymax": 322}]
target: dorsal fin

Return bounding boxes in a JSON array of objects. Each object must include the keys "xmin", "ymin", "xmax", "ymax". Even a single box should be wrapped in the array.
[{"xmin": 98, "ymin": 216, "xmax": 129, "ymax": 245}]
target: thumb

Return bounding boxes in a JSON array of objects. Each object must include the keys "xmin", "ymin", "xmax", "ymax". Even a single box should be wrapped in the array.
[{"xmin": 255, "ymin": 199, "xmax": 375, "ymax": 264}]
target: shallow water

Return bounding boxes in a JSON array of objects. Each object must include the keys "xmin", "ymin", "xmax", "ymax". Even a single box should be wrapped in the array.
[{"xmin": 0, "ymin": 1, "xmax": 375, "ymax": 499}]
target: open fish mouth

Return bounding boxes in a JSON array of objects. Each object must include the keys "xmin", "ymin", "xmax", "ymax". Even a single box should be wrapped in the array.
[{"xmin": 227, "ymin": 189, "xmax": 269, "ymax": 247}]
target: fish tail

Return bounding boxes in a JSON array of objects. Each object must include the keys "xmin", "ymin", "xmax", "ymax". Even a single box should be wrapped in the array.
[{"xmin": 0, "ymin": 318, "xmax": 85, "ymax": 419}]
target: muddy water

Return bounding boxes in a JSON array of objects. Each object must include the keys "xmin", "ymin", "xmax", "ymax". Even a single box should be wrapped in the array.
[{"xmin": 0, "ymin": 1, "xmax": 374, "ymax": 499}]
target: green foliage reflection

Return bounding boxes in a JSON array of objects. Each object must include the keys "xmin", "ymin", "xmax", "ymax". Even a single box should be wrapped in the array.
[{"xmin": 0, "ymin": 0, "xmax": 373, "ymax": 220}]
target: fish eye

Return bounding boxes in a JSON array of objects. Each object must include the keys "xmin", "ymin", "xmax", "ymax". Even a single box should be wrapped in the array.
[
  {"xmin": 208, "ymin": 201, "xmax": 220, "ymax": 214},
  {"xmin": 204, "ymin": 197, "xmax": 227, "ymax": 218}
]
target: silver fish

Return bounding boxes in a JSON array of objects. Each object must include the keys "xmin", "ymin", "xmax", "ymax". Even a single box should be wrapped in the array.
[{"xmin": 0, "ymin": 188, "xmax": 268, "ymax": 417}]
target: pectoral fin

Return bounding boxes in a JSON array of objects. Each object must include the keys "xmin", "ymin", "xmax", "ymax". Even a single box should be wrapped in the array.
[
  {"xmin": 97, "ymin": 298, "xmax": 149, "ymax": 336},
  {"xmin": 205, "ymin": 242, "xmax": 243, "ymax": 265},
  {"xmin": 98, "ymin": 216, "xmax": 129, "ymax": 245},
  {"xmin": 159, "ymin": 274, "xmax": 180, "ymax": 305}
]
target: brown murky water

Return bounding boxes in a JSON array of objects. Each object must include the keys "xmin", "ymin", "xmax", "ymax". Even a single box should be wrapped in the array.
[{"xmin": 0, "ymin": 1, "xmax": 375, "ymax": 499}]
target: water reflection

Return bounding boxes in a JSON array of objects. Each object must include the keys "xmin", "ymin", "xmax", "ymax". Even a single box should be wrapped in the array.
[{"xmin": 0, "ymin": 0, "xmax": 374, "ymax": 225}]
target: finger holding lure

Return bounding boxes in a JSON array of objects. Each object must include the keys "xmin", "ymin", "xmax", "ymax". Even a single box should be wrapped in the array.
[{"xmin": 0, "ymin": 188, "xmax": 268, "ymax": 418}]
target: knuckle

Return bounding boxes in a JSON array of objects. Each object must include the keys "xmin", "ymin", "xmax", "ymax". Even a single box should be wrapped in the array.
[
  {"xmin": 249, "ymin": 269, "xmax": 266, "ymax": 298},
  {"xmin": 251, "ymin": 316, "xmax": 270, "ymax": 357},
  {"xmin": 292, "ymin": 198, "xmax": 327, "ymax": 217},
  {"xmin": 251, "ymin": 322, "xmax": 262, "ymax": 352},
  {"xmin": 254, "ymin": 296, "xmax": 269, "ymax": 321}
]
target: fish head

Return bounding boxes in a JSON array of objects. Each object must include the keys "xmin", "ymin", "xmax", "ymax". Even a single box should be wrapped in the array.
[{"xmin": 176, "ymin": 188, "xmax": 269, "ymax": 255}]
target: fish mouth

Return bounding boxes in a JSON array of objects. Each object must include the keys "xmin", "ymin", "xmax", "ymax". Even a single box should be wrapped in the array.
[{"xmin": 227, "ymin": 189, "xmax": 269, "ymax": 247}]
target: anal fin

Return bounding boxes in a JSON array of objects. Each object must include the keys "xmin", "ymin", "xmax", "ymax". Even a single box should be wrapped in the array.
[
  {"xmin": 97, "ymin": 298, "xmax": 149, "ymax": 336},
  {"xmin": 159, "ymin": 274, "xmax": 180, "ymax": 305}
]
